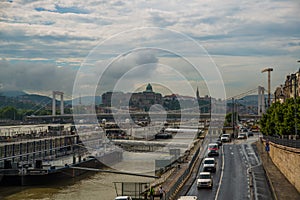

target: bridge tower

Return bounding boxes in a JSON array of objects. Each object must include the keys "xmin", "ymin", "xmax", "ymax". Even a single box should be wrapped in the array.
[
  {"xmin": 258, "ymin": 86, "xmax": 265, "ymax": 116},
  {"xmin": 52, "ymin": 91, "xmax": 64, "ymax": 115}
]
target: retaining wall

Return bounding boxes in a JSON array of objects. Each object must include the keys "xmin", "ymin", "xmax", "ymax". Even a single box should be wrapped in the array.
[{"xmin": 266, "ymin": 141, "xmax": 300, "ymax": 193}]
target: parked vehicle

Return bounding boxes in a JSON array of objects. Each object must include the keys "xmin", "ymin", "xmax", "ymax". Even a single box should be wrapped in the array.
[
  {"xmin": 203, "ymin": 157, "xmax": 216, "ymax": 172},
  {"xmin": 197, "ymin": 172, "xmax": 213, "ymax": 188},
  {"xmin": 207, "ymin": 143, "xmax": 219, "ymax": 156}
]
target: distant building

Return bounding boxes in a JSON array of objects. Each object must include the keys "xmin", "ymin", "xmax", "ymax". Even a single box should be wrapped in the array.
[
  {"xmin": 196, "ymin": 87, "xmax": 211, "ymax": 113},
  {"xmin": 130, "ymin": 83, "xmax": 162, "ymax": 111},
  {"xmin": 101, "ymin": 83, "xmax": 162, "ymax": 111},
  {"xmin": 274, "ymin": 68, "xmax": 300, "ymax": 102},
  {"xmin": 163, "ymin": 94, "xmax": 197, "ymax": 111},
  {"xmin": 101, "ymin": 84, "xmax": 219, "ymax": 113}
]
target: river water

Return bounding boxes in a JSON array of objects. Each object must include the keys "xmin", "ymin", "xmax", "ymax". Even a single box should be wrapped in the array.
[
  {"xmin": 0, "ymin": 123, "xmax": 198, "ymax": 200},
  {"xmin": 0, "ymin": 172, "xmax": 153, "ymax": 200},
  {"xmin": 0, "ymin": 124, "xmax": 153, "ymax": 200}
]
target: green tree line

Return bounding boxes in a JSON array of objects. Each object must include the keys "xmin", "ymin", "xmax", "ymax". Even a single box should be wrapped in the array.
[
  {"xmin": 0, "ymin": 106, "xmax": 72, "ymax": 120},
  {"xmin": 260, "ymin": 97, "xmax": 300, "ymax": 136}
]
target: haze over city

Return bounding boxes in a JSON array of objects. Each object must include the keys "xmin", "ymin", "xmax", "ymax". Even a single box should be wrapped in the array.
[{"xmin": 1, "ymin": 0, "xmax": 300, "ymax": 99}]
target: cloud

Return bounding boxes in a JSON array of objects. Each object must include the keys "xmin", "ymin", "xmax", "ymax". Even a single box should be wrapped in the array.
[
  {"xmin": 0, "ymin": 59, "xmax": 77, "ymax": 96},
  {"xmin": 0, "ymin": 0, "xmax": 300, "ymax": 98}
]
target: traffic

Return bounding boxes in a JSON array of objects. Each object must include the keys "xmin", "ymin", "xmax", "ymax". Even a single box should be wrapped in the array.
[{"xmin": 180, "ymin": 127, "xmax": 273, "ymax": 200}]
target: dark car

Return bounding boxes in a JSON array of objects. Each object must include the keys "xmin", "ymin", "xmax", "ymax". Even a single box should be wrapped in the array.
[
  {"xmin": 155, "ymin": 133, "xmax": 172, "ymax": 139},
  {"xmin": 216, "ymin": 138, "xmax": 222, "ymax": 146},
  {"xmin": 247, "ymin": 131, "xmax": 253, "ymax": 137}
]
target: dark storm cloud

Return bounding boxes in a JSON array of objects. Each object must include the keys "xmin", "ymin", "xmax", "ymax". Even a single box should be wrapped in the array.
[{"xmin": 0, "ymin": 59, "xmax": 77, "ymax": 95}]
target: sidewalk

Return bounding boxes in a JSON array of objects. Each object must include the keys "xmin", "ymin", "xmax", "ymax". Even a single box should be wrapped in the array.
[{"xmin": 256, "ymin": 141, "xmax": 300, "ymax": 200}]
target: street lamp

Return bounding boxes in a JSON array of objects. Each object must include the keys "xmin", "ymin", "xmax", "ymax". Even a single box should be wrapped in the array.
[{"xmin": 261, "ymin": 68, "xmax": 273, "ymax": 109}]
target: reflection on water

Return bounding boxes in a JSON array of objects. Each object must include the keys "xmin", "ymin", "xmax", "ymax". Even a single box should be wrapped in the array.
[{"xmin": 0, "ymin": 172, "xmax": 153, "ymax": 200}]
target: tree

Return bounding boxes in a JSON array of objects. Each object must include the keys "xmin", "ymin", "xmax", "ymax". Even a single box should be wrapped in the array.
[
  {"xmin": 260, "ymin": 97, "xmax": 300, "ymax": 136},
  {"xmin": 0, "ymin": 106, "xmax": 18, "ymax": 120},
  {"xmin": 224, "ymin": 112, "xmax": 240, "ymax": 127},
  {"xmin": 224, "ymin": 113, "xmax": 232, "ymax": 127}
]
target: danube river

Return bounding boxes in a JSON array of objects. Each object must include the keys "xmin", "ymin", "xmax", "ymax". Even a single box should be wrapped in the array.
[
  {"xmin": 0, "ymin": 124, "xmax": 155, "ymax": 200},
  {"xmin": 0, "ymin": 171, "xmax": 153, "ymax": 200}
]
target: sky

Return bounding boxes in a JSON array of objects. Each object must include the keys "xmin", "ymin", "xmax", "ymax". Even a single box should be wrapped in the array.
[{"xmin": 1, "ymin": 0, "xmax": 300, "ymax": 100}]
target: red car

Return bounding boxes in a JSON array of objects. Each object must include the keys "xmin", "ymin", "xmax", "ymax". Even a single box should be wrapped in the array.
[{"xmin": 208, "ymin": 143, "xmax": 219, "ymax": 156}]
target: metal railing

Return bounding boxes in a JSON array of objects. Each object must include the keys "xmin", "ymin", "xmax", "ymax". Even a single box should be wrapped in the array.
[{"xmin": 263, "ymin": 135, "xmax": 300, "ymax": 148}]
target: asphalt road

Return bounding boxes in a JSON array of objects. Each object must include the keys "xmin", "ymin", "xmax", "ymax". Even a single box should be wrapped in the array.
[
  {"xmin": 185, "ymin": 134, "xmax": 273, "ymax": 200},
  {"xmin": 216, "ymin": 143, "xmax": 249, "ymax": 200},
  {"xmin": 185, "ymin": 136, "xmax": 222, "ymax": 200}
]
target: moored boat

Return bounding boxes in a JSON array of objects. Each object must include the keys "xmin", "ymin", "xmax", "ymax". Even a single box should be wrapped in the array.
[{"xmin": 0, "ymin": 125, "xmax": 123, "ymax": 186}]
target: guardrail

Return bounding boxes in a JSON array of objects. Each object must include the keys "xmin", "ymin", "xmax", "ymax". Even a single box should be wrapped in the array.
[
  {"xmin": 164, "ymin": 146, "xmax": 200, "ymax": 200},
  {"xmin": 263, "ymin": 135, "xmax": 300, "ymax": 148}
]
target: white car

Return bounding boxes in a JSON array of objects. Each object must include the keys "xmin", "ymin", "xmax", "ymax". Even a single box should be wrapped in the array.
[
  {"xmin": 197, "ymin": 172, "xmax": 213, "ymax": 188},
  {"xmin": 221, "ymin": 134, "xmax": 231, "ymax": 142},
  {"xmin": 203, "ymin": 157, "xmax": 216, "ymax": 172}
]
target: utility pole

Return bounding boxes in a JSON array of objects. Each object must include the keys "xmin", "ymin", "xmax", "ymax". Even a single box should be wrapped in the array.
[{"xmin": 261, "ymin": 68, "xmax": 273, "ymax": 108}]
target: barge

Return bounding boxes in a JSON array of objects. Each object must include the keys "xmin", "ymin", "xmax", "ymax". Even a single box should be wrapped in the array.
[{"xmin": 0, "ymin": 125, "xmax": 123, "ymax": 186}]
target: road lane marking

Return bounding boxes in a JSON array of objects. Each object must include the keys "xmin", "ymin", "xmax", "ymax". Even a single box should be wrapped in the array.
[
  {"xmin": 243, "ymin": 143, "xmax": 261, "ymax": 200},
  {"xmin": 214, "ymin": 145, "xmax": 225, "ymax": 200}
]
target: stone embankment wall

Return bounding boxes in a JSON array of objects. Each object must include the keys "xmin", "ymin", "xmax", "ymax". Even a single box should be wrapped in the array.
[{"xmin": 265, "ymin": 141, "xmax": 300, "ymax": 193}]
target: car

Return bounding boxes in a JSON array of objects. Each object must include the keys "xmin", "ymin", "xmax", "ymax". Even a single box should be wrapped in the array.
[
  {"xmin": 242, "ymin": 128, "xmax": 248, "ymax": 133},
  {"xmin": 221, "ymin": 134, "xmax": 231, "ymax": 142},
  {"xmin": 207, "ymin": 143, "xmax": 219, "ymax": 156},
  {"xmin": 238, "ymin": 133, "xmax": 247, "ymax": 139},
  {"xmin": 114, "ymin": 196, "xmax": 132, "ymax": 200},
  {"xmin": 216, "ymin": 138, "xmax": 222, "ymax": 146},
  {"xmin": 247, "ymin": 131, "xmax": 253, "ymax": 137},
  {"xmin": 203, "ymin": 157, "xmax": 216, "ymax": 172},
  {"xmin": 197, "ymin": 172, "xmax": 213, "ymax": 188},
  {"xmin": 155, "ymin": 133, "xmax": 172, "ymax": 139}
]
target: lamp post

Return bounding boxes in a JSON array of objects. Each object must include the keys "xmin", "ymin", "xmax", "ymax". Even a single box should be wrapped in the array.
[{"xmin": 261, "ymin": 68, "xmax": 273, "ymax": 109}]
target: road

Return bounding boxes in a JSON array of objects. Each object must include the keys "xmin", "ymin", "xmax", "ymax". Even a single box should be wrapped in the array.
[{"xmin": 184, "ymin": 134, "xmax": 273, "ymax": 200}]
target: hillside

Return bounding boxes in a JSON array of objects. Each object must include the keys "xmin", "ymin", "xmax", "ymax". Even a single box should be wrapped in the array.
[{"xmin": 0, "ymin": 91, "xmax": 102, "ymax": 110}]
